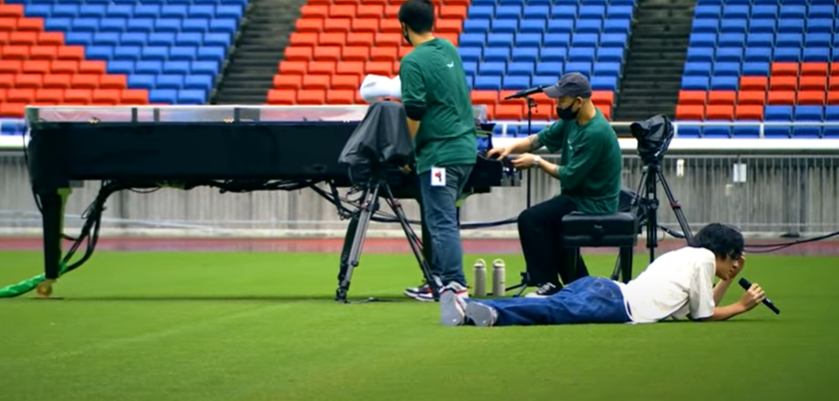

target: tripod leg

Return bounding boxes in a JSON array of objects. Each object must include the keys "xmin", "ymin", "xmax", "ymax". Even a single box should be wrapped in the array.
[
  {"xmin": 336, "ymin": 214, "xmax": 360, "ymax": 302},
  {"xmin": 645, "ymin": 168, "xmax": 659, "ymax": 263},
  {"xmin": 336, "ymin": 184, "xmax": 380, "ymax": 303},
  {"xmin": 383, "ymin": 184, "xmax": 441, "ymax": 301},
  {"xmin": 656, "ymin": 169, "xmax": 695, "ymax": 244}
]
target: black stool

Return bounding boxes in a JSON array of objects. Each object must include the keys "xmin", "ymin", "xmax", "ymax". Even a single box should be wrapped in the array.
[{"xmin": 561, "ymin": 211, "xmax": 639, "ymax": 284}]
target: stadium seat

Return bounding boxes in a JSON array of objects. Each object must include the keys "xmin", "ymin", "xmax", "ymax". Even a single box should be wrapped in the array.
[
  {"xmin": 0, "ymin": 0, "xmax": 245, "ymax": 113},
  {"xmin": 271, "ymin": 0, "xmax": 635, "ymax": 120},
  {"xmin": 678, "ymin": 0, "xmax": 838, "ymax": 138}
]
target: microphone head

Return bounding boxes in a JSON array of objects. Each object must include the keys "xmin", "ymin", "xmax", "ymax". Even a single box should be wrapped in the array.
[{"xmin": 738, "ymin": 277, "xmax": 751, "ymax": 289}]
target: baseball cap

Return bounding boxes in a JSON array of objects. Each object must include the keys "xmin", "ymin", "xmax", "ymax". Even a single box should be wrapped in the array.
[{"xmin": 543, "ymin": 72, "xmax": 592, "ymax": 99}]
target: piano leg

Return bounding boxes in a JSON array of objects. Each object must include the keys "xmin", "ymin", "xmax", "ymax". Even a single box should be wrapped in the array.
[{"xmin": 36, "ymin": 188, "xmax": 68, "ymax": 298}]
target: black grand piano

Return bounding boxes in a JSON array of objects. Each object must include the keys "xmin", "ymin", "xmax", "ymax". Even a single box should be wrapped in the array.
[{"xmin": 22, "ymin": 104, "xmax": 517, "ymax": 301}]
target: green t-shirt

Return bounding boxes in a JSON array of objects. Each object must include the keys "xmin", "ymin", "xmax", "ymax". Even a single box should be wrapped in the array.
[
  {"xmin": 399, "ymin": 38, "xmax": 477, "ymax": 174},
  {"xmin": 536, "ymin": 109, "xmax": 622, "ymax": 215}
]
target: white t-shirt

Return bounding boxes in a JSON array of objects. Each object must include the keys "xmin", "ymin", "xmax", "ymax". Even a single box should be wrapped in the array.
[{"xmin": 616, "ymin": 247, "xmax": 717, "ymax": 323}]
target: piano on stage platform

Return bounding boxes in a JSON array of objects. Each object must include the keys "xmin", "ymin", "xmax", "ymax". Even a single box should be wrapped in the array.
[{"xmin": 23, "ymin": 104, "xmax": 519, "ymax": 301}]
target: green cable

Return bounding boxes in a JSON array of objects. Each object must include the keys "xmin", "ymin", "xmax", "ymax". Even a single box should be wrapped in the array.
[{"xmin": 0, "ymin": 262, "xmax": 69, "ymax": 298}]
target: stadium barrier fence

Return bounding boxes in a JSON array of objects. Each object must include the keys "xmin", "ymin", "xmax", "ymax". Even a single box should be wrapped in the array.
[{"xmin": 2, "ymin": 120, "xmax": 839, "ymax": 240}]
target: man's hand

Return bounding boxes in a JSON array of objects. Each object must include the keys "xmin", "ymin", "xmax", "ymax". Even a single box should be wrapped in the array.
[
  {"xmin": 400, "ymin": 165, "xmax": 411, "ymax": 174},
  {"xmin": 486, "ymin": 146, "xmax": 510, "ymax": 161},
  {"xmin": 511, "ymin": 153, "xmax": 538, "ymax": 169},
  {"xmin": 738, "ymin": 283, "xmax": 766, "ymax": 311}
]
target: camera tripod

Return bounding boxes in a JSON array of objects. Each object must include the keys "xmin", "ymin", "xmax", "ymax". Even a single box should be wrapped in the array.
[
  {"xmin": 335, "ymin": 173, "xmax": 440, "ymax": 303},
  {"xmin": 630, "ymin": 161, "xmax": 695, "ymax": 264}
]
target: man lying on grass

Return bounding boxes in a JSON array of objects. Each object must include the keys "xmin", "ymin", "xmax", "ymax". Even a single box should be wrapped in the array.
[{"xmin": 440, "ymin": 223, "xmax": 767, "ymax": 327}]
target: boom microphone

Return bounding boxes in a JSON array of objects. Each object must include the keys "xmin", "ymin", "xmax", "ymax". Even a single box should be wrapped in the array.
[
  {"xmin": 738, "ymin": 278, "xmax": 780, "ymax": 315},
  {"xmin": 504, "ymin": 86, "xmax": 545, "ymax": 100}
]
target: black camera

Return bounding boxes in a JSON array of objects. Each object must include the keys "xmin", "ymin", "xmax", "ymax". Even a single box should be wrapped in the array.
[{"xmin": 630, "ymin": 114, "xmax": 675, "ymax": 167}]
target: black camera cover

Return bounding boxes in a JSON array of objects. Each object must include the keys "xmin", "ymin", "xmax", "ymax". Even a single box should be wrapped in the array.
[{"xmin": 630, "ymin": 114, "xmax": 674, "ymax": 166}]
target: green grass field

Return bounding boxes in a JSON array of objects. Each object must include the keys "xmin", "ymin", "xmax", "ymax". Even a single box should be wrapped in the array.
[{"xmin": 0, "ymin": 250, "xmax": 836, "ymax": 401}]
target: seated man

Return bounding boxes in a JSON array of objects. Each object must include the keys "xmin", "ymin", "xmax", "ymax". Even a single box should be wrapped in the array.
[
  {"xmin": 440, "ymin": 223, "xmax": 767, "ymax": 327},
  {"xmin": 486, "ymin": 72, "xmax": 623, "ymax": 297}
]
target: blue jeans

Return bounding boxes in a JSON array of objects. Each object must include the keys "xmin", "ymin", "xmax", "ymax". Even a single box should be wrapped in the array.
[
  {"xmin": 419, "ymin": 164, "xmax": 473, "ymax": 286},
  {"xmin": 471, "ymin": 276, "xmax": 632, "ymax": 326}
]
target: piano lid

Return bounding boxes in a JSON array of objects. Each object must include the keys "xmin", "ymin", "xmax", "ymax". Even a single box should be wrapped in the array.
[{"xmin": 25, "ymin": 104, "xmax": 488, "ymax": 127}]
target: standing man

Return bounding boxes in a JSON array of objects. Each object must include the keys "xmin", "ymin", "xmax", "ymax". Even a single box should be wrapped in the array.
[
  {"xmin": 487, "ymin": 73, "xmax": 622, "ymax": 297},
  {"xmin": 397, "ymin": 0, "xmax": 477, "ymax": 301}
]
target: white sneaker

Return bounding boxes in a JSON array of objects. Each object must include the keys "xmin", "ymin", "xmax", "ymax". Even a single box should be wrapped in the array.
[
  {"xmin": 465, "ymin": 302, "xmax": 498, "ymax": 327},
  {"xmin": 439, "ymin": 285, "xmax": 468, "ymax": 326},
  {"xmin": 524, "ymin": 283, "xmax": 560, "ymax": 298}
]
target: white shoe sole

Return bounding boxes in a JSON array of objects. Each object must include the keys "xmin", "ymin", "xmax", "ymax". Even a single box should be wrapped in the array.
[
  {"xmin": 465, "ymin": 302, "xmax": 496, "ymax": 327},
  {"xmin": 440, "ymin": 291, "xmax": 465, "ymax": 326}
]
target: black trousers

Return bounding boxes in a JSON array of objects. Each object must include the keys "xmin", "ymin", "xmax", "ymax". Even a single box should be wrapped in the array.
[{"xmin": 517, "ymin": 195, "xmax": 589, "ymax": 288}]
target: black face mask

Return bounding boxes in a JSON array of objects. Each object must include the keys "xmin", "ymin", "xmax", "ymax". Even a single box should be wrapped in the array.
[{"xmin": 557, "ymin": 102, "xmax": 579, "ymax": 121}]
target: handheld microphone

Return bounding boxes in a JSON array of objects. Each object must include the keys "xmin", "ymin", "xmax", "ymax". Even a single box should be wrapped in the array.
[
  {"xmin": 738, "ymin": 278, "xmax": 780, "ymax": 315},
  {"xmin": 504, "ymin": 86, "xmax": 545, "ymax": 100}
]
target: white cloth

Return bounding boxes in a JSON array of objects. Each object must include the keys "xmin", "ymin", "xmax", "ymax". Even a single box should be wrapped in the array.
[
  {"xmin": 359, "ymin": 74, "xmax": 402, "ymax": 103},
  {"xmin": 617, "ymin": 247, "xmax": 717, "ymax": 323}
]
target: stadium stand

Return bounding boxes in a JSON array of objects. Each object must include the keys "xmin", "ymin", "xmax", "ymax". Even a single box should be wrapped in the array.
[
  {"xmin": 677, "ymin": 0, "xmax": 839, "ymax": 138},
  {"xmin": 268, "ymin": 0, "xmax": 635, "ymax": 129},
  {"xmin": 0, "ymin": 0, "xmax": 245, "ymax": 118}
]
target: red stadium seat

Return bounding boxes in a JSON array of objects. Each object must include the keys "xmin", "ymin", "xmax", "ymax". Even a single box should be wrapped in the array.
[
  {"xmin": 351, "ymin": 18, "xmax": 379, "ymax": 32},
  {"xmin": 678, "ymin": 90, "xmax": 706, "ymax": 105},
  {"xmin": 336, "ymin": 61, "xmax": 364, "ymax": 76},
  {"xmin": 828, "ymin": 92, "xmax": 839, "ymax": 104},
  {"xmin": 8, "ymin": 31, "xmax": 36, "ymax": 45},
  {"xmin": 708, "ymin": 91, "xmax": 735, "ymax": 105},
  {"xmin": 735, "ymin": 105, "xmax": 763, "ymax": 120},
  {"xmin": 15, "ymin": 73, "xmax": 41, "ymax": 88},
  {"xmin": 471, "ymin": 91, "xmax": 497, "ymax": 105},
  {"xmin": 285, "ymin": 46, "xmax": 314, "ymax": 61},
  {"xmin": 440, "ymin": 5, "xmax": 468, "ymax": 18},
  {"xmin": 35, "ymin": 88, "xmax": 62, "ymax": 103},
  {"xmin": 705, "ymin": 105, "xmax": 734, "ymax": 120},
  {"xmin": 266, "ymin": 89, "xmax": 296, "ymax": 105},
  {"xmin": 326, "ymin": 89, "xmax": 355, "ymax": 104},
  {"xmin": 57, "ymin": 46, "xmax": 85, "ymax": 60},
  {"xmin": 313, "ymin": 46, "xmax": 341, "ymax": 60},
  {"xmin": 37, "ymin": 32, "xmax": 62, "ymax": 46},
  {"xmin": 300, "ymin": 5, "xmax": 329, "ymax": 18},
  {"xmin": 495, "ymin": 104, "xmax": 523, "ymax": 120},
  {"xmin": 365, "ymin": 61, "xmax": 392, "ymax": 75},
  {"xmin": 0, "ymin": 4, "xmax": 24, "ymax": 18},
  {"xmin": 51, "ymin": 60, "xmax": 78, "ymax": 73},
  {"xmin": 6, "ymin": 88, "xmax": 34, "ymax": 103},
  {"xmin": 296, "ymin": 18, "xmax": 323, "ymax": 32},
  {"xmin": 43, "ymin": 74, "xmax": 71, "ymax": 88},
  {"xmin": 319, "ymin": 33, "xmax": 345, "ymax": 46},
  {"xmin": 342, "ymin": 46, "xmax": 369, "ymax": 60},
  {"xmin": 324, "ymin": 18, "xmax": 351, "ymax": 32},
  {"xmin": 289, "ymin": 32, "xmax": 318, "ymax": 46},
  {"xmin": 302, "ymin": 74, "xmax": 331, "ymax": 89},
  {"xmin": 675, "ymin": 105, "xmax": 703, "ymax": 120},
  {"xmin": 64, "ymin": 89, "xmax": 92, "ymax": 104},
  {"xmin": 100, "ymin": 75, "xmax": 126, "ymax": 89},
  {"xmin": 71, "ymin": 74, "xmax": 100, "ymax": 89},
  {"xmin": 356, "ymin": 5, "xmax": 384, "ymax": 18},
  {"xmin": 298, "ymin": 89, "xmax": 326, "ymax": 104},
  {"xmin": 15, "ymin": 18, "xmax": 42, "ymax": 31},
  {"xmin": 767, "ymin": 91, "xmax": 795, "ymax": 105},
  {"xmin": 0, "ymin": 102, "xmax": 25, "ymax": 117},
  {"xmin": 380, "ymin": 19, "xmax": 401, "ymax": 33},
  {"xmin": 769, "ymin": 76, "xmax": 797, "ymax": 91},
  {"xmin": 273, "ymin": 74, "xmax": 302, "ymax": 90},
  {"xmin": 798, "ymin": 91, "xmax": 825, "ymax": 105},
  {"xmin": 801, "ymin": 63, "xmax": 828, "ymax": 76},
  {"xmin": 309, "ymin": 61, "xmax": 336, "ymax": 74},
  {"xmin": 279, "ymin": 61, "xmax": 307, "ymax": 75},
  {"xmin": 737, "ymin": 91, "xmax": 765, "ymax": 105},
  {"xmin": 92, "ymin": 89, "xmax": 120, "ymax": 105},
  {"xmin": 771, "ymin": 62, "xmax": 798, "ymax": 76},
  {"xmin": 329, "ymin": 5, "xmax": 356, "ymax": 18},
  {"xmin": 29, "ymin": 45, "xmax": 57, "ymax": 59},
  {"xmin": 740, "ymin": 76, "xmax": 768, "ymax": 91},
  {"xmin": 370, "ymin": 46, "xmax": 397, "ymax": 61},
  {"xmin": 800, "ymin": 76, "xmax": 827, "ymax": 91},
  {"xmin": 332, "ymin": 74, "xmax": 359, "ymax": 89}
]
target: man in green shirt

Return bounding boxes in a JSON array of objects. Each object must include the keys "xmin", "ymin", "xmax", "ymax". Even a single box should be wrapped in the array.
[
  {"xmin": 487, "ymin": 73, "xmax": 622, "ymax": 297},
  {"xmin": 397, "ymin": 0, "xmax": 477, "ymax": 301}
]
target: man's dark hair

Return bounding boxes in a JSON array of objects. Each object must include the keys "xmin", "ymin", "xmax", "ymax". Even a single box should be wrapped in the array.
[
  {"xmin": 692, "ymin": 223, "xmax": 744, "ymax": 260},
  {"xmin": 398, "ymin": 0, "xmax": 435, "ymax": 33}
]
